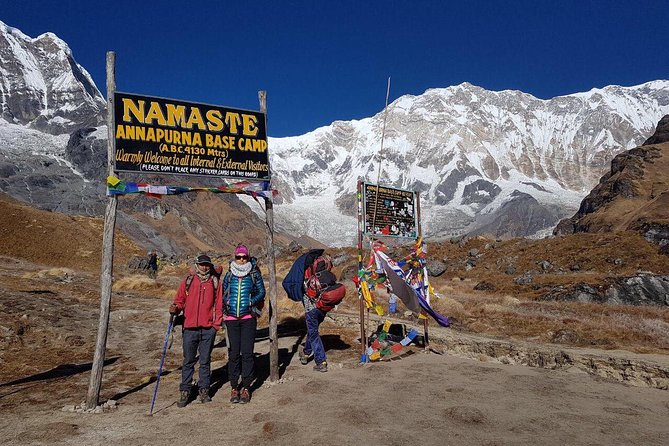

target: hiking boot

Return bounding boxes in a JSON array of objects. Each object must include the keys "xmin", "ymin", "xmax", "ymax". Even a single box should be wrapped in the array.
[
  {"xmin": 199, "ymin": 388, "xmax": 211, "ymax": 403},
  {"xmin": 299, "ymin": 349, "xmax": 314, "ymax": 365},
  {"xmin": 176, "ymin": 390, "xmax": 190, "ymax": 408},
  {"xmin": 313, "ymin": 361, "xmax": 328, "ymax": 372},
  {"xmin": 230, "ymin": 388, "xmax": 240, "ymax": 403},
  {"xmin": 239, "ymin": 388, "xmax": 251, "ymax": 404}
]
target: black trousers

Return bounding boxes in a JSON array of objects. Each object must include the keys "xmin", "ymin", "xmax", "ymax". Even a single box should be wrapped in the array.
[{"xmin": 225, "ymin": 317, "xmax": 257, "ymax": 389}]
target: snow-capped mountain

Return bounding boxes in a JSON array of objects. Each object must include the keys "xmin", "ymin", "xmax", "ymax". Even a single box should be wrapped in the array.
[
  {"xmin": 0, "ymin": 20, "xmax": 105, "ymax": 134},
  {"xmin": 2, "ymin": 21, "xmax": 668, "ymax": 249},
  {"xmin": 267, "ymin": 81, "xmax": 669, "ymax": 246},
  {"xmin": 0, "ymin": 22, "xmax": 297, "ymax": 256}
]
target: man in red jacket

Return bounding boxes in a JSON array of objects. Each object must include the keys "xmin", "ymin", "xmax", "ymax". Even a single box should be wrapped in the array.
[{"xmin": 169, "ymin": 254, "xmax": 223, "ymax": 407}]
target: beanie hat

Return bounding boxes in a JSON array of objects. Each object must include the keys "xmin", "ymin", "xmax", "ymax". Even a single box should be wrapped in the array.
[{"xmin": 234, "ymin": 244, "xmax": 249, "ymax": 257}]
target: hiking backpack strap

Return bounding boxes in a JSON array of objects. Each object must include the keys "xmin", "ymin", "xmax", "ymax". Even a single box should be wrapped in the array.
[{"xmin": 185, "ymin": 275, "xmax": 194, "ymax": 296}]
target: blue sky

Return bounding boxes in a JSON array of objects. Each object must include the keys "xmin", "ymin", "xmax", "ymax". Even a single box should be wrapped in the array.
[{"xmin": 3, "ymin": 1, "xmax": 668, "ymax": 137}]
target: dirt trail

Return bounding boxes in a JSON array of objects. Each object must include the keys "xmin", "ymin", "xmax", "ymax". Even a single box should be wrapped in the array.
[{"xmin": 2, "ymin": 335, "xmax": 669, "ymax": 446}]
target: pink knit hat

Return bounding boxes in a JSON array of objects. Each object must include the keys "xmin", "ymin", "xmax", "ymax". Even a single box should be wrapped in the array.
[{"xmin": 234, "ymin": 244, "xmax": 249, "ymax": 257}]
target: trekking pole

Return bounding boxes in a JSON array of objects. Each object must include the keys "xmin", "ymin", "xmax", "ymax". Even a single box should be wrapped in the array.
[{"xmin": 149, "ymin": 313, "xmax": 175, "ymax": 415}]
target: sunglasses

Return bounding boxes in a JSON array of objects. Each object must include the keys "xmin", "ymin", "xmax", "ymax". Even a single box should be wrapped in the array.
[{"xmin": 235, "ymin": 255, "xmax": 248, "ymax": 260}]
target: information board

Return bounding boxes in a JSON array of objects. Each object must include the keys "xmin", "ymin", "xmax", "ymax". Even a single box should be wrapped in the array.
[{"xmin": 363, "ymin": 182, "xmax": 417, "ymax": 238}]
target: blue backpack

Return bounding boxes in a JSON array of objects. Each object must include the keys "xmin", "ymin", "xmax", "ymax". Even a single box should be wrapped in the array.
[{"xmin": 282, "ymin": 249, "xmax": 324, "ymax": 302}]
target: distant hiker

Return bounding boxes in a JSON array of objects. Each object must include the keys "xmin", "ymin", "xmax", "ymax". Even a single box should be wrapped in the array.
[
  {"xmin": 222, "ymin": 244, "xmax": 265, "ymax": 404},
  {"xmin": 147, "ymin": 251, "xmax": 158, "ymax": 279},
  {"xmin": 387, "ymin": 286, "xmax": 398, "ymax": 314},
  {"xmin": 169, "ymin": 254, "xmax": 222, "ymax": 407}
]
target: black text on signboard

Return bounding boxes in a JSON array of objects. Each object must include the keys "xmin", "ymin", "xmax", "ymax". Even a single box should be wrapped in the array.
[
  {"xmin": 363, "ymin": 183, "xmax": 417, "ymax": 238},
  {"xmin": 113, "ymin": 92, "xmax": 270, "ymax": 179}
]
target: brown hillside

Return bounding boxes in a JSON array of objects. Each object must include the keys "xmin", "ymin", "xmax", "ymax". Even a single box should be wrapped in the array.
[
  {"xmin": 117, "ymin": 187, "xmax": 323, "ymax": 257},
  {"xmin": 555, "ymin": 116, "xmax": 669, "ymax": 249},
  {"xmin": 0, "ymin": 193, "xmax": 141, "ymax": 271}
]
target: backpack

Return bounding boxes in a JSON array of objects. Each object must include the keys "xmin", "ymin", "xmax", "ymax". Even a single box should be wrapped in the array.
[
  {"xmin": 304, "ymin": 254, "xmax": 334, "ymax": 299},
  {"xmin": 305, "ymin": 270, "xmax": 336, "ymax": 299},
  {"xmin": 315, "ymin": 283, "xmax": 346, "ymax": 312},
  {"xmin": 283, "ymin": 249, "xmax": 325, "ymax": 302}
]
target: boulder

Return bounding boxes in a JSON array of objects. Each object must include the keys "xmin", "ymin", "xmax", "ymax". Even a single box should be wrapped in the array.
[
  {"xmin": 427, "ymin": 260, "xmax": 447, "ymax": 277},
  {"xmin": 606, "ymin": 274, "xmax": 669, "ymax": 306},
  {"xmin": 331, "ymin": 252, "xmax": 350, "ymax": 266}
]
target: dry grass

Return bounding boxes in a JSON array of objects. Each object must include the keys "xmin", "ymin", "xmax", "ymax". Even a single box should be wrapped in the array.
[
  {"xmin": 27, "ymin": 268, "xmax": 76, "ymax": 281},
  {"xmin": 112, "ymin": 273, "xmax": 180, "ymax": 300},
  {"xmin": 427, "ymin": 289, "xmax": 669, "ymax": 353}
]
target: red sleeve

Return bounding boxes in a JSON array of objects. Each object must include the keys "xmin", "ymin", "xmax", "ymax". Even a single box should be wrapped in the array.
[
  {"xmin": 214, "ymin": 283, "xmax": 224, "ymax": 330},
  {"xmin": 173, "ymin": 278, "xmax": 187, "ymax": 311}
]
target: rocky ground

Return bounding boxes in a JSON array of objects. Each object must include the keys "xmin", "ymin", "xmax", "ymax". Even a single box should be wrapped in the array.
[{"xmin": 1, "ymin": 253, "xmax": 669, "ymax": 446}]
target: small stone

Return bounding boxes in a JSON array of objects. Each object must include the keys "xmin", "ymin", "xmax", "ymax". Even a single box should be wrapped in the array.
[
  {"xmin": 469, "ymin": 248, "xmax": 479, "ymax": 257},
  {"xmin": 61, "ymin": 405, "xmax": 76, "ymax": 412},
  {"xmin": 538, "ymin": 260, "xmax": 553, "ymax": 271},
  {"xmin": 106, "ymin": 399, "xmax": 117, "ymax": 407},
  {"xmin": 94, "ymin": 407, "xmax": 103, "ymax": 414},
  {"xmin": 514, "ymin": 274, "xmax": 533, "ymax": 285},
  {"xmin": 474, "ymin": 281, "xmax": 497, "ymax": 291},
  {"xmin": 403, "ymin": 311, "xmax": 413, "ymax": 318},
  {"xmin": 614, "ymin": 258, "xmax": 624, "ymax": 266}
]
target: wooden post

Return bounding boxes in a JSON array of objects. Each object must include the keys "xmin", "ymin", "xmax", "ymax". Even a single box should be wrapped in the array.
[
  {"xmin": 87, "ymin": 51, "xmax": 117, "ymax": 409},
  {"xmin": 416, "ymin": 191, "xmax": 429, "ymax": 349},
  {"xmin": 260, "ymin": 91, "xmax": 279, "ymax": 382},
  {"xmin": 357, "ymin": 180, "xmax": 367, "ymax": 359}
]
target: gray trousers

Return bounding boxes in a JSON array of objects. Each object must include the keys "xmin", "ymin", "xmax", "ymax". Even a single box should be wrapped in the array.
[{"xmin": 180, "ymin": 327, "xmax": 216, "ymax": 391}]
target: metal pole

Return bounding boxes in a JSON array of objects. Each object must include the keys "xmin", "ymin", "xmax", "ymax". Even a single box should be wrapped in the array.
[
  {"xmin": 416, "ymin": 191, "xmax": 429, "ymax": 349},
  {"xmin": 87, "ymin": 51, "xmax": 117, "ymax": 409},
  {"xmin": 370, "ymin": 77, "xmax": 392, "ymax": 237},
  {"xmin": 259, "ymin": 91, "xmax": 279, "ymax": 381},
  {"xmin": 357, "ymin": 180, "xmax": 367, "ymax": 359}
]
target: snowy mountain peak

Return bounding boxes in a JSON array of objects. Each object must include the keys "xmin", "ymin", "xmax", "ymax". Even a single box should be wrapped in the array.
[
  {"xmin": 267, "ymin": 81, "xmax": 669, "ymax": 246},
  {"xmin": 0, "ymin": 21, "xmax": 105, "ymax": 134}
]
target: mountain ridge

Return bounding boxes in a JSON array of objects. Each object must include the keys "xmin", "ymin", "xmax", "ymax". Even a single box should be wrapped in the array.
[
  {"xmin": 0, "ymin": 20, "xmax": 106, "ymax": 134},
  {"xmin": 266, "ymin": 80, "xmax": 669, "ymax": 245}
]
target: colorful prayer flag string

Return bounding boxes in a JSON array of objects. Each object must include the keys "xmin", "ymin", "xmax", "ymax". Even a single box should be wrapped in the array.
[{"xmin": 105, "ymin": 176, "xmax": 278, "ymax": 199}]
